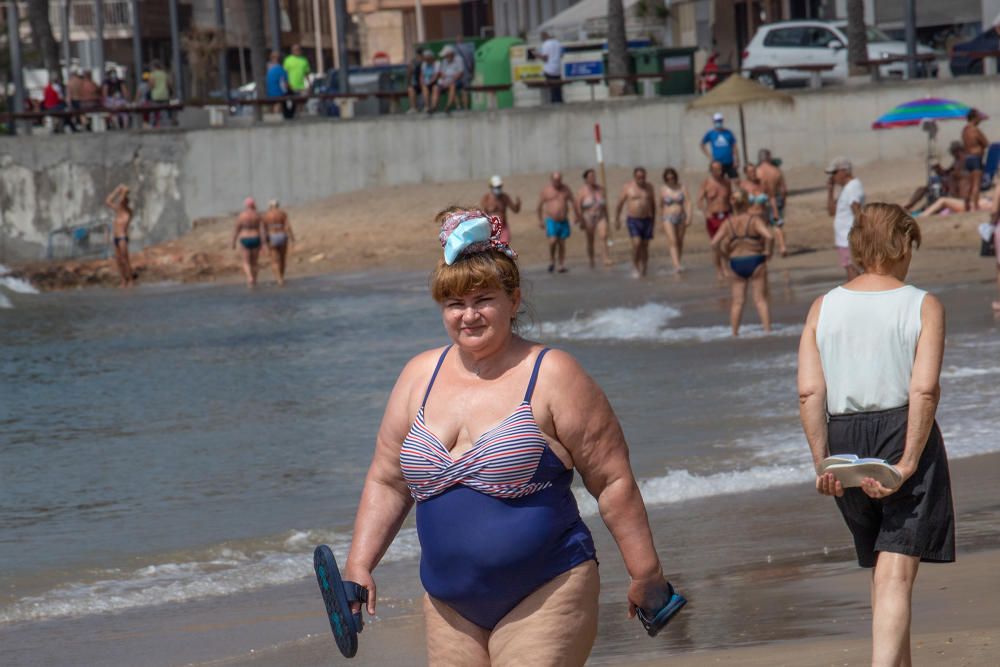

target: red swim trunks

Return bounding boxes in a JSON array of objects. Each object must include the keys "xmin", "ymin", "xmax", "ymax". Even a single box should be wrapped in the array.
[{"xmin": 706, "ymin": 211, "xmax": 730, "ymax": 238}]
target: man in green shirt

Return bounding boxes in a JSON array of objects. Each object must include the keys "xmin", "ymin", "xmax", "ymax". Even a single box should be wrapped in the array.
[{"xmin": 282, "ymin": 44, "xmax": 311, "ymax": 93}]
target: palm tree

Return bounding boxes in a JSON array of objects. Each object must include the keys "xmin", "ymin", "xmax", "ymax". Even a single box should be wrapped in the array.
[
  {"xmin": 606, "ymin": 0, "xmax": 628, "ymax": 96},
  {"xmin": 244, "ymin": 0, "xmax": 268, "ymax": 121},
  {"xmin": 25, "ymin": 0, "xmax": 61, "ymax": 76},
  {"xmin": 846, "ymin": 0, "xmax": 869, "ymax": 76}
]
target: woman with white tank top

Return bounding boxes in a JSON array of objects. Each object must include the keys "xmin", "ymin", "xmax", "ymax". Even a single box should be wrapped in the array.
[{"xmin": 798, "ymin": 203, "xmax": 954, "ymax": 667}]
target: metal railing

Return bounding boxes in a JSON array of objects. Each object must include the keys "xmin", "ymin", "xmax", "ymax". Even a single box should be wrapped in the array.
[
  {"xmin": 50, "ymin": 0, "xmax": 135, "ymax": 37},
  {"xmin": 46, "ymin": 220, "xmax": 111, "ymax": 260}
]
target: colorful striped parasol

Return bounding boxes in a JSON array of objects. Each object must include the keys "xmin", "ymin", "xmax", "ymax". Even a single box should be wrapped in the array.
[{"xmin": 872, "ymin": 97, "xmax": 976, "ymax": 129}]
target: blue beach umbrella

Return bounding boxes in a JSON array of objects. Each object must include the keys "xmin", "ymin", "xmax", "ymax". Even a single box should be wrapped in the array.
[{"xmin": 871, "ymin": 97, "xmax": 976, "ymax": 130}]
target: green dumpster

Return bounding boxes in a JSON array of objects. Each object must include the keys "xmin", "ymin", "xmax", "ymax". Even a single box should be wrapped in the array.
[
  {"xmin": 417, "ymin": 37, "xmax": 489, "ymax": 57},
  {"xmin": 472, "ymin": 36, "xmax": 523, "ymax": 110},
  {"xmin": 630, "ymin": 47, "xmax": 697, "ymax": 96}
]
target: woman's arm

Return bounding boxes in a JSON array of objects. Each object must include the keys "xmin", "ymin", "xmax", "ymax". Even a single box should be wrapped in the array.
[
  {"xmin": 863, "ymin": 295, "xmax": 945, "ymax": 498},
  {"xmin": 541, "ymin": 351, "xmax": 669, "ymax": 615},
  {"xmin": 798, "ymin": 297, "xmax": 842, "ymax": 497},
  {"xmin": 343, "ymin": 353, "xmax": 433, "ymax": 614},
  {"xmin": 683, "ymin": 185, "xmax": 693, "ymax": 224}
]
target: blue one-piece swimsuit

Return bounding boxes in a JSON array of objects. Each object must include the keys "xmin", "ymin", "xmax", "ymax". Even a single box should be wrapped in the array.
[{"xmin": 399, "ymin": 346, "xmax": 597, "ymax": 630}]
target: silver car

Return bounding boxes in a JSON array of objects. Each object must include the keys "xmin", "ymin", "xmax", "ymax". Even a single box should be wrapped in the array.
[{"xmin": 741, "ymin": 20, "xmax": 938, "ymax": 87}]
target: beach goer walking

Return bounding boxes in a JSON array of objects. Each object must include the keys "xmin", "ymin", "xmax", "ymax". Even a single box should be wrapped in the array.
[
  {"xmin": 342, "ymin": 208, "xmax": 683, "ymax": 666},
  {"xmin": 742, "ymin": 164, "xmax": 786, "ymax": 257},
  {"xmin": 798, "ymin": 203, "xmax": 955, "ymax": 667},
  {"xmin": 961, "ymin": 108, "xmax": 989, "ymax": 211},
  {"xmin": 698, "ymin": 161, "xmax": 733, "ymax": 281},
  {"xmin": 826, "ymin": 157, "xmax": 864, "ymax": 280},
  {"xmin": 701, "ymin": 112, "xmax": 739, "ymax": 178},
  {"xmin": 539, "ymin": 31, "xmax": 563, "ymax": 103},
  {"xmin": 479, "ymin": 175, "xmax": 521, "ymax": 244},
  {"xmin": 232, "ymin": 198, "xmax": 264, "ymax": 288},
  {"xmin": 537, "ymin": 172, "xmax": 580, "ymax": 273},
  {"xmin": 615, "ymin": 167, "xmax": 657, "ymax": 278},
  {"xmin": 105, "ymin": 184, "xmax": 135, "ymax": 288},
  {"xmin": 576, "ymin": 169, "xmax": 610, "ymax": 268},
  {"xmin": 420, "ymin": 50, "xmax": 441, "ymax": 115},
  {"xmin": 710, "ymin": 188, "xmax": 773, "ymax": 335},
  {"xmin": 755, "ymin": 149, "xmax": 789, "ymax": 255},
  {"xmin": 659, "ymin": 168, "xmax": 692, "ymax": 273},
  {"xmin": 263, "ymin": 200, "xmax": 295, "ymax": 286}
]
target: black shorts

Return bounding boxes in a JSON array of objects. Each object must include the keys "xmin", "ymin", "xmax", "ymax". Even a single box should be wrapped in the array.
[
  {"xmin": 829, "ymin": 405, "xmax": 955, "ymax": 568},
  {"xmin": 964, "ymin": 154, "xmax": 983, "ymax": 172},
  {"xmin": 720, "ymin": 162, "xmax": 739, "ymax": 179}
]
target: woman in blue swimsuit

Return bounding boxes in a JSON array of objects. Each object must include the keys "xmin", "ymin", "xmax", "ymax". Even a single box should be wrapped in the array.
[
  {"xmin": 344, "ymin": 208, "xmax": 681, "ymax": 665},
  {"xmin": 710, "ymin": 188, "xmax": 774, "ymax": 336}
]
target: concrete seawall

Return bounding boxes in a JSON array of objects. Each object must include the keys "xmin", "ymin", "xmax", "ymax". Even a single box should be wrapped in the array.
[{"xmin": 2, "ymin": 76, "xmax": 998, "ymax": 262}]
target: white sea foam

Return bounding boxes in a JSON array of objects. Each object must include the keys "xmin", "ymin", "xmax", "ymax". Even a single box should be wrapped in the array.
[
  {"xmin": 940, "ymin": 365, "xmax": 1000, "ymax": 379},
  {"xmin": 536, "ymin": 303, "xmax": 801, "ymax": 343},
  {"xmin": 0, "ymin": 528, "xmax": 422, "ymax": 625},
  {"xmin": 0, "ymin": 292, "xmax": 11, "ymax": 309},
  {"xmin": 0, "ymin": 263, "xmax": 39, "ymax": 295}
]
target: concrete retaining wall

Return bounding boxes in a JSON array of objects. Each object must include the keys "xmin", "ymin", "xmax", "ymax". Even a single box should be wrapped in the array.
[{"xmin": 3, "ymin": 76, "xmax": 999, "ymax": 262}]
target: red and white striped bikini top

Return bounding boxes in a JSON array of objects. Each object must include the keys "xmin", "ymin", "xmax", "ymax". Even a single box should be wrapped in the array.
[{"xmin": 399, "ymin": 347, "xmax": 555, "ymax": 502}]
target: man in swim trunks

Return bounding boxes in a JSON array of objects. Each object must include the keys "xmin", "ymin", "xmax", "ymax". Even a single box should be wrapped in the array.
[
  {"xmin": 698, "ymin": 160, "xmax": 733, "ymax": 281},
  {"xmin": 232, "ymin": 197, "xmax": 264, "ymax": 287},
  {"xmin": 105, "ymin": 184, "xmax": 135, "ymax": 288},
  {"xmin": 615, "ymin": 166, "xmax": 657, "ymax": 278},
  {"xmin": 756, "ymin": 149, "xmax": 788, "ymax": 255},
  {"xmin": 480, "ymin": 175, "xmax": 522, "ymax": 243},
  {"xmin": 263, "ymin": 199, "xmax": 295, "ymax": 286},
  {"xmin": 537, "ymin": 171, "xmax": 580, "ymax": 273},
  {"xmin": 962, "ymin": 108, "xmax": 989, "ymax": 211}
]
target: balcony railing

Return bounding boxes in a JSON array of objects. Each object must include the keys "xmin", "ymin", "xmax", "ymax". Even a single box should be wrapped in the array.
[{"xmin": 49, "ymin": 1, "xmax": 136, "ymax": 39}]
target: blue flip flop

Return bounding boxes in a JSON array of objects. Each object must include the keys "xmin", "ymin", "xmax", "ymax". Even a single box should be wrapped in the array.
[
  {"xmin": 313, "ymin": 544, "xmax": 368, "ymax": 658},
  {"xmin": 636, "ymin": 582, "xmax": 687, "ymax": 637}
]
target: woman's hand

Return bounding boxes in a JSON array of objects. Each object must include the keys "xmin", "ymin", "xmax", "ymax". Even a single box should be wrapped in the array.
[
  {"xmin": 627, "ymin": 573, "xmax": 670, "ymax": 618},
  {"xmin": 342, "ymin": 564, "xmax": 377, "ymax": 616},
  {"xmin": 815, "ymin": 471, "xmax": 844, "ymax": 497}
]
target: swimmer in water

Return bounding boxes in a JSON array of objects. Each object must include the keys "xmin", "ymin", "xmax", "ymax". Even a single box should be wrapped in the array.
[
  {"xmin": 710, "ymin": 188, "xmax": 774, "ymax": 336},
  {"xmin": 575, "ymin": 169, "xmax": 610, "ymax": 268},
  {"xmin": 658, "ymin": 168, "xmax": 692, "ymax": 274},
  {"xmin": 232, "ymin": 197, "xmax": 264, "ymax": 287},
  {"xmin": 263, "ymin": 199, "xmax": 295, "ymax": 286},
  {"xmin": 105, "ymin": 184, "xmax": 135, "ymax": 287},
  {"xmin": 479, "ymin": 175, "xmax": 522, "ymax": 244}
]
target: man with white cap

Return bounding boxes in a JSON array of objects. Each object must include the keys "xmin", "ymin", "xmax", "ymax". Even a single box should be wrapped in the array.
[
  {"xmin": 826, "ymin": 156, "xmax": 864, "ymax": 280},
  {"xmin": 701, "ymin": 112, "xmax": 739, "ymax": 178},
  {"xmin": 480, "ymin": 175, "xmax": 522, "ymax": 243},
  {"xmin": 437, "ymin": 45, "xmax": 466, "ymax": 112}
]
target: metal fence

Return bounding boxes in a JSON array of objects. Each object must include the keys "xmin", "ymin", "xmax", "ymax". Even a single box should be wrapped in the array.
[{"xmin": 46, "ymin": 220, "xmax": 112, "ymax": 260}]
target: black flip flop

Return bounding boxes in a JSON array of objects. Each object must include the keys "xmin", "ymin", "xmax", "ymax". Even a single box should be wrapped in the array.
[
  {"xmin": 313, "ymin": 544, "xmax": 368, "ymax": 658},
  {"xmin": 636, "ymin": 582, "xmax": 687, "ymax": 637}
]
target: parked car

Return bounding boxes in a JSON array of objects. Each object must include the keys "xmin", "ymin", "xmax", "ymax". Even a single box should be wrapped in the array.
[
  {"xmin": 742, "ymin": 20, "xmax": 938, "ymax": 87},
  {"xmin": 949, "ymin": 27, "xmax": 1000, "ymax": 76}
]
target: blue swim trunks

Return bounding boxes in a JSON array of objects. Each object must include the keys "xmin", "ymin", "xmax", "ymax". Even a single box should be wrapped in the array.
[
  {"xmin": 626, "ymin": 216, "xmax": 654, "ymax": 240},
  {"xmin": 545, "ymin": 218, "xmax": 571, "ymax": 239}
]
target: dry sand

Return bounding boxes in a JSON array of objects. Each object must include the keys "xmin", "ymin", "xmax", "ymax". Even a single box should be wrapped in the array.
[{"xmin": 12, "ymin": 157, "xmax": 997, "ymax": 290}]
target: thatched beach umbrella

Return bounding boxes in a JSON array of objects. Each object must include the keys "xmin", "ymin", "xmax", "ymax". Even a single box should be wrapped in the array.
[{"xmin": 688, "ymin": 76, "xmax": 794, "ymax": 166}]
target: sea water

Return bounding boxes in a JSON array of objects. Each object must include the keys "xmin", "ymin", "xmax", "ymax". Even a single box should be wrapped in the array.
[{"xmin": 2, "ymin": 268, "xmax": 999, "ymax": 635}]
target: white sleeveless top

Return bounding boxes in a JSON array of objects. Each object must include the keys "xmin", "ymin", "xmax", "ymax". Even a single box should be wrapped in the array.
[{"xmin": 816, "ymin": 285, "xmax": 926, "ymax": 415}]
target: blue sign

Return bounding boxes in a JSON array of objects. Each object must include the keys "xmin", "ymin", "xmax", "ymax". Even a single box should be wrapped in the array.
[{"xmin": 564, "ymin": 61, "xmax": 604, "ymax": 78}]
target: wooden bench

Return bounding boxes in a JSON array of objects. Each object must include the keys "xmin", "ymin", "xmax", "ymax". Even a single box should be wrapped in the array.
[
  {"xmin": 855, "ymin": 53, "xmax": 937, "ymax": 82},
  {"xmin": 952, "ymin": 49, "xmax": 1000, "ymax": 76}
]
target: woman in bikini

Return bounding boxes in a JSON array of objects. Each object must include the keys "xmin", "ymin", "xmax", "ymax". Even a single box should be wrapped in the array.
[
  {"xmin": 262, "ymin": 200, "xmax": 295, "ymax": 286},
  {"xmin": 742, "ymin": 164, "xmax": 786, "ymax": 256},
  {"xmin": 105, "ymin": 184, "xmax": 135, "ymax": 288},
  {"xmin": 231, "ymin": 197, "xmax": 264, "ymax": 287},
  {"xmin": 659, "ymin": 167, "xmax": 692, "ymax": 273},
  {"xmin": 711, "ymin": 188, "xmax": 774, "ymax": 336},
  {"xmin": 342, "ymin": 208, "xmax": 685, "ymax": 666},
  {"xmin": 575, "ymin": 169, "xmax": 610, "ymax": 267}
]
